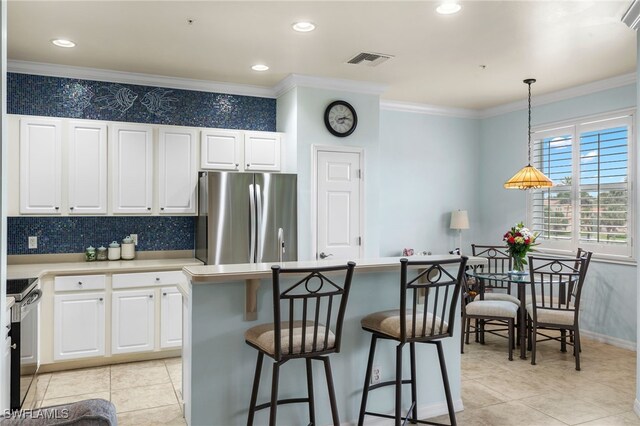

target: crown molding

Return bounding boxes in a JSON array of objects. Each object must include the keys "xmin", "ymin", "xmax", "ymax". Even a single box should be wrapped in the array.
[
  {"xmin": 273, "ymin": 73, "xmax": 388, "ymax": 98},
  {"xmin": 479, "ymin": 73, "xmax": 637, "ymax": 118},
  {"xmin": 380, "ymin": 100, "xmax": 481, "ymax": 119},
  {"xmin": 7, "ymin": 60, "xmax": 275, "ymax": 98},
  {"xmin": 622, "ymin": 0, "xmax": 640, "ymax": 30}
]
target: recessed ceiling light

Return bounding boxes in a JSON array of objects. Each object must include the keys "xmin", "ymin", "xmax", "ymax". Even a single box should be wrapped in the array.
[
  {"xmin": 436, "ymin": 2, "xmax": 462, "ymax": 15},
  {"xmin": 51, "ymin": 39, "xmax": 76, "ymax": 48},
  {"xmin": 251, "ymin": 64, "xmax": 269, "ymax": 71},
  {"xmin": 292, "ymin": 21, "xmax": 316, "ymax": 32}
]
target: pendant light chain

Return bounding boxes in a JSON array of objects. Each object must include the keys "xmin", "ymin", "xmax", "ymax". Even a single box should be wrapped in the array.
[{"xmin": 527, "ymin": 80, "xmax": 532, "ymax": 166}]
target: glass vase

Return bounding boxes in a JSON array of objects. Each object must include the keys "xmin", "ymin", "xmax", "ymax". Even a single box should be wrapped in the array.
[{"xmin": 511, "ymin": 255, "xmax": 526, "ymax": 274}]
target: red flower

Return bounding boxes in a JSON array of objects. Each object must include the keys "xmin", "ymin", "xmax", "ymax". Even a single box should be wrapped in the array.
[
  {"xmin": 525, "ymin": 238, "xmax": 530, "ymax": 244},
  {"xmin": 508, "ymin": 237, "xmax": 515, "ymax": 244},
  {"xmin": 516, "ymin": 232, "xmax": 522, "ymax": 237}
]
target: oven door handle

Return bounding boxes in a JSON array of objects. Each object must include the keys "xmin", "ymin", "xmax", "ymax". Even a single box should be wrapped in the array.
[{"xmin": 23, "ymin": 289, "xmax": 42, "ymax": 306}]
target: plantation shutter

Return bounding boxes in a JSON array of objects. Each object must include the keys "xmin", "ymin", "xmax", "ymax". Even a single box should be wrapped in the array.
[
  {"xmin": 577, "ymin": 116, "xmax": 632, "ymax": 256},
  {"xmin": 530, "ymin": 127, "xmax": 574, "ymax": 251}
]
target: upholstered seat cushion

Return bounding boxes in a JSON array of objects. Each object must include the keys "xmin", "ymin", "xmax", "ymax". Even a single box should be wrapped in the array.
[
  {"xmin": 465, "ymin": 300, "xmax": 518, "ymax": 318},
  {"xmin": 360, "ymin": 310, "xmax": 448, "ymax": 339},
  {"xmin": 245, "ymin": 321, "xmax": 335, "ymax": 355},
  {"xmin": 526, "ymin": 304, "xmax": 575, "ymax": 326},
  {"xmin": 474, "ymin": 292, "xmax": 520, "ymax": 305},
  {"xmin": 526, "ymin": 295, "xmax": 575, "ymax": 308}
]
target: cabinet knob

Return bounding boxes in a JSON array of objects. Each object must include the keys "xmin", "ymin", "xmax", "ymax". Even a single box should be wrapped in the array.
[
  {"xmin": 155, "ymin": 277, "xmax": 160, "ymax": 281},
  {"xmin": 99, "ymin": 298, "xmax": 103, "ymax": 301},
  {"xmin": 235, "ymin": 163, "xmax": 239, "ymax": 168},
  {"xmin": 69, "ymin": 207, "xmax": 74, "ymax": 210},
  {"xmin": 10, "ymin": 344, "xmax": 16, "ymax": 350},
  {"xmin": 160, "ymin": 207, "xmax": 165, "ymax": 211},
  {"xmin": 55, "ymin": 206, "xmax": 59, "ymax": 210},
  {"xmin": 147, "ymin": 207, "xmax": 151, "ymax": 211},
  {"xmin": 246, "ymin": 164, "xmax": 250, "ymax": 168},
  {"xmin": 149, "ymin": 294, "xmax": 154, "ymax": 299},
  {"xmin": 163, "ymin": 292, "xmax": 167, "ymax": 296},
  {"xmin": 78, "ymin": 281, "xmax": 83, "ymax": 286}
]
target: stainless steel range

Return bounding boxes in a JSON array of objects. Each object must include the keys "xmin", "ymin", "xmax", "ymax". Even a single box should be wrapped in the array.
[{"xmin": 7, "ymin": 278, "xmax": 41, "ymax": 410}]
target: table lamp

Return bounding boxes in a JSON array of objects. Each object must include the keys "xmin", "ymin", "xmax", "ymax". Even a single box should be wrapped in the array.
[{"xmin": 450, "ymin": 210, "xmax": 469, "ymax": 254}]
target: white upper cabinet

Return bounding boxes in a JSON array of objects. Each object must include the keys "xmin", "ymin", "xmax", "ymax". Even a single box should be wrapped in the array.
[
  {"xmin": 19, "ymin": 117, "xmax": 62, "ymax": 214},
  {"xmin": 244, "ymin": 131, "xmax": 281, "ymax": 172},
  {"xmin": 68, "ymin": 121, "xmax": 108, "ymax": 214},
  {"xmin": 159, "ymin": 128, "xmax": 197, "ymax": 214},
  {"xmin": 110, "ymin": 124, "xmax": 153, "ymax": 214},
  {"xmin": 200, "ymin": 129, "xmax": 243, "ymax": 171}
]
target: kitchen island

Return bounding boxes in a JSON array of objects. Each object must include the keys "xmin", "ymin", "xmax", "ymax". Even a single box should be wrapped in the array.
[{"xmin": 182, "ymin": 255, "xmax": 486, "ymax": 426}]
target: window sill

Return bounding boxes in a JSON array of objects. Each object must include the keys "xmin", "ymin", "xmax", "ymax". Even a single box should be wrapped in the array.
[{"xmin": 535, "ymin": 248, "xmax": 636, "ymax": 267}]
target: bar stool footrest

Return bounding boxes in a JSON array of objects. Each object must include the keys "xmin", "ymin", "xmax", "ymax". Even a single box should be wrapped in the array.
[
  {"xmin": 364, "ymin": 411, "xmax": 451, "ymax": 426},
  {"xmin": 367, "ymin": 378, "xmax": 413, "ymax": 391},
  {"xmin": 254, "ymin": 397, "xmax": 310, "ymax": 411}
]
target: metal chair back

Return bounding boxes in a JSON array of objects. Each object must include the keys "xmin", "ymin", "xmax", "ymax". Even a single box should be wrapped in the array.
[{"xmin": 471, "ymin": 244, "xmax": 513, "ymax": 293}]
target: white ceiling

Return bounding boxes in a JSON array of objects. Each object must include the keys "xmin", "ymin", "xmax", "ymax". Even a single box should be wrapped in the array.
[{"xmin": 7, "ymin": 1, "xmax": 637, "ymax": 110}]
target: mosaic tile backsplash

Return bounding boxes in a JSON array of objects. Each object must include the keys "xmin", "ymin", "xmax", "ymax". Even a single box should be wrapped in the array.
[
  {"xmin": 8, "ymin": 216, "xmax": 195, "ymax": 255},
  {"xmin": 8, "ymin": 73, "xmax": 276, "ymax": 131}
]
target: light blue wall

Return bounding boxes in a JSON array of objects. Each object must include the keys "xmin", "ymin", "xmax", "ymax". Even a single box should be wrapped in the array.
[
  {"xmin": 479, "ymin": 84, "xmax": 637, "ymax": 344},
  {"xmin": 378, "ymin": 110, "xmax": 481, "ymax": 256}
]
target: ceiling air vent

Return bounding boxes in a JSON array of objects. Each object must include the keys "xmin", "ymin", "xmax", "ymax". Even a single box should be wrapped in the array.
[{"xmin": 347, "ymin": 52, "xmax": 393, "ymax": 67}]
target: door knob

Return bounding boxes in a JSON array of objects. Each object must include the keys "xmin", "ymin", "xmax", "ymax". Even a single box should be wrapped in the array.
[{"xmin": 319, "ymin": 252, "xmax": 333, "ymax": 259}]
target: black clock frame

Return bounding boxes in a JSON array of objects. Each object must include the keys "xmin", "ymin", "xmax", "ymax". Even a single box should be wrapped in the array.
[{"xmin": 324, "ymin": 100, "xmax": 358, "ymax": 137}]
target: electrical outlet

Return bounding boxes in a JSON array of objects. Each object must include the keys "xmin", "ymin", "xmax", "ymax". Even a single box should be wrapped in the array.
[
  {"xmin": 28, "ymin": 236, "xmax": 38, "ymax": 249},
  {"xmin": 371, "ymin": 366, "xmax": 381, "ymax": 385},
  {"xmin": 130, "ymin": 234, "xmax": 138, "ymax": 246}
]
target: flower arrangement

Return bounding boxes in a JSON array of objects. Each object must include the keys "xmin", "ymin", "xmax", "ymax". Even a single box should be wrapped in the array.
[{"xmin": 503, "ymin": 222, "xmax": 539, "ymax": 272}]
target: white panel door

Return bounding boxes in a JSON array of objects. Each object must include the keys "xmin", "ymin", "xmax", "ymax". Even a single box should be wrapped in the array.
[
  {"xmin": 316, "ymin": 150, "xmax": 363, "ymax": 260},
  {"xmin": 159, "ymin": 128, "xmax": 197, "ymax": 214},
  {"xmin": 110, "ymin": 124, "xmax": 153, "ymax": 214},
  {"xmin": 19, "ymin": 118, "xmax": 62, "ymax": 214},
  {"xmin": 244, "ymin": 131, "xmax": 281, "ymax": 171},
  {"xmin": 112, "ymin": 289, "xmax": 155, "ymax": 354},
  {"xmin": 200, "ymin": 129, "xmax": 242, "ymax": 171},
  {"xmin": 53, "ymin": 293, "xmax": 106, "ymax": 361},
  {"xmin": 68, "ymin": 121, "xmax": 108, "ymax": 214},
  {"xmin": 160, "ymin": 287, "xmax": 182, "ymax": 349}
]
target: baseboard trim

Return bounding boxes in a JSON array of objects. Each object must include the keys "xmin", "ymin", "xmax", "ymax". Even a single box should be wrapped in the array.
[
  {"xmin": 341, "ymin": 399, "xmax": 464, "ymax": 426},
  {"xmin": 580, "ymin": 329, "xmax": 636, "ymax": 352}
]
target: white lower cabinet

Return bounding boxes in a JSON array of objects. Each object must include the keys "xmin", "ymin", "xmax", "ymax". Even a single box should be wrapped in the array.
[
  {"xmin": 53, "ymin": 293, "xmax": 106, "ymax": 361},
  {"xmin": 112, "ymin": 289, "xmax": 155, "ymax": 355},
  {"xmin": 160, "ymin": 287, "xmax": 182, "ymax": 349}
]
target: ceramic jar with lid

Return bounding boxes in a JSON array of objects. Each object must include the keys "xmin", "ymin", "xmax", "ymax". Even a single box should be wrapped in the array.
[
  {"xmin": 85, "ymin": 246, "xmax": 96, "ymax": 262},
  {"xmin": 96, "ymin": 246, "xmax": 108, "ymax": 261},
  {"xmin": 121, "ymin": 236, "xmax": 135, "ymax": 260},
  {"xmin": 108, "ymin": 241, "xmax": 121, "ymax": 261}
]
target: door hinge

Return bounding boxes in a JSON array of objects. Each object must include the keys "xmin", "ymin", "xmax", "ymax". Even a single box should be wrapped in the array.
[
  {"xmin": 357, "ymin": 169, "xmax": 362, "ymax": 179},
  {"xmin": 358, "ymin": 236, "xmax": 362, "ymax": 246}
]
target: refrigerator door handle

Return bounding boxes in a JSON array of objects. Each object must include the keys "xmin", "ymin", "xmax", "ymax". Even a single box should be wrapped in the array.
[
  {"xmin": 249, "ymin": 184, "xmax": 256, "ymax": 263},
  {"xmin": 278, "ymin": 228, "xmax": 285, "ymax": 263},
  {"xmin": 255, "ymin": 184, "xmax": 263, "ymax": 263}
]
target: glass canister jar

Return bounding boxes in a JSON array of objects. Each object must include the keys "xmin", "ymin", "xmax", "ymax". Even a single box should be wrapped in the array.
[
  {"xmin": 85, "ymin": 246, "xmax": 96, "ymax": 262},
  {"xmin": 121, "ymin": 236, "xmax": 135, "ymax": 260},
  {"xmin": 96, "ymin": 246, "xmax": 108, "ymax": 261},
  {"xmin": 108, "ymin": 241, "xmax": 121, "ymax": 261}
]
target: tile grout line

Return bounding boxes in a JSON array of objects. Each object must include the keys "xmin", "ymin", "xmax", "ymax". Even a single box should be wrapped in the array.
[{"xmin": 164, "ymin": 358, "xmax": 183, "ymax": 409}]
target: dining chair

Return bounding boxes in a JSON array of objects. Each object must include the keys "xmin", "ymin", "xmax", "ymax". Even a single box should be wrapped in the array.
[
  {"xmin": 245, "ymin": 262, "xmax": 356, "ymax": 426},
  {"xmin": 460, "ymin": 272, "xmax": 517, "ymax": 360},
  {"xmin": 470, "ymin": 244, "xmax": 519, "ymax": 304},
  {"xmin": 526, "ymin": 251, "xmax": 592, "ymax": 370},
  {"xmin": 357, "ymin": 257, "xmax": 467, "ymax": 426}
]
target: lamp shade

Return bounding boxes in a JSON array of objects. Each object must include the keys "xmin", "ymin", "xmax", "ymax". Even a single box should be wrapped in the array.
[
  {"xmin": 450, "ymin": 210, "xmax": 469, "ymax": 230},
  {"xmin": 503, "ymin": 164, "xmax": 554, "ymax": 189}
]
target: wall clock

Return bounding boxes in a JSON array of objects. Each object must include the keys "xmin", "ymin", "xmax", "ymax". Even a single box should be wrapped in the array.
[{"xmin": 324, "ymin": 100, "xmax": 358, "ymax": 137}]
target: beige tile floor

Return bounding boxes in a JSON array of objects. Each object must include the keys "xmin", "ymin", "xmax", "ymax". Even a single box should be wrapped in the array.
[{"xmin": 23, "ymin": 334, "xmax": 639, "ymax": 426}]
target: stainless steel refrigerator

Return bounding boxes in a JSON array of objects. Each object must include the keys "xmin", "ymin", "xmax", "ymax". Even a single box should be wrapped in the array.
[{"xmin": 196, "ymin": 172, "xmax": 298, "ymax": 265}]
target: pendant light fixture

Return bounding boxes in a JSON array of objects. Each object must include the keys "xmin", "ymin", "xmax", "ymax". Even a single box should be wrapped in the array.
[{"xmin": 503, "ymin": 79, "xmax": 553, "ymax": 190}]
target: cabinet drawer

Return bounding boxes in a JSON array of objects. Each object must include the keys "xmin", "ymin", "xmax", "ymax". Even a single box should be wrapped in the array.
[
  {"xmin": 55, "ymin": 275, "xmax": 106, "ymax": 292},
  {"xmin": 112, "ymin": 271, "xmax": 185, "ymax": 289}
]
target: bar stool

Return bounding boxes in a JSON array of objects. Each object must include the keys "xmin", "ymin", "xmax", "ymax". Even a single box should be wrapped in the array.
[
  {"xmin": 245, "ymin": 261, "xmax": 356, "ymax": 426},
  {"xmin": 358, "ymin": 257, "xmax": 467, "ymax": 426}
]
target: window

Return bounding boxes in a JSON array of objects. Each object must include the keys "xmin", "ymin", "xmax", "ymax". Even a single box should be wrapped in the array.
[{"xmin": 529, "ymin": 111, "xmax": 634, "ymax": 260}]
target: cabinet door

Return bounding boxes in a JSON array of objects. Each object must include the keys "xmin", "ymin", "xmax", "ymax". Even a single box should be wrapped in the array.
[
  {"xmin": 159, "ymin": 128, "xmax": 197, "ymax": 214},
  {"xmin": 244, "ymin": 131, "xmax": 281, "ymax": 172},
  {"xmin": 200, "ymin": 130, "xmax": 242, "ymax": 171},
  {"xmin": 110, "ymin": 124, "xmax": 153, "ymax": 214},
  {"xmin": 19, "ymin": 118, "xmax": 62, "ymax": 214},
  {"xmin": 160, "ymin": 287, "xmax": 182, "ymax": 349},
  {"xmin": 54, "ymin": 293, "xmax": 106, "ymax": 361},
  {"xmin": 112, "ymin": 289, "xmax": 155, "ymax": 354},
  {"xmin": 68, "ymin": 121, "xmax": 108, "ymax": 214}
]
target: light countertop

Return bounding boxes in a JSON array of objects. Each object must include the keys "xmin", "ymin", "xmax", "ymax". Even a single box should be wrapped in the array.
[
  {"xmin": 8, "ymin": 258, "xmax": 203, "ymax": 280},
  {"xmin": 184, "ymin": 255, "xmax": 487, "ymax": 283},
  {"xmin": 6, "ymin": 297, "xmax": 14, "ymax": 310}
]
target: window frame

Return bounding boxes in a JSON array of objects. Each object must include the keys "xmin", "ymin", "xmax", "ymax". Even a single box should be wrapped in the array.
[{"xmin": 527, "ymin": 109, "xmax": 636, "ymax": 263}]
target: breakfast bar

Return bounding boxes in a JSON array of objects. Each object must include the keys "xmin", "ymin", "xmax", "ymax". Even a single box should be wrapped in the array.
[{"xmin": 181, "ymin": 255, "xmax": 486, "ymax": 426}]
